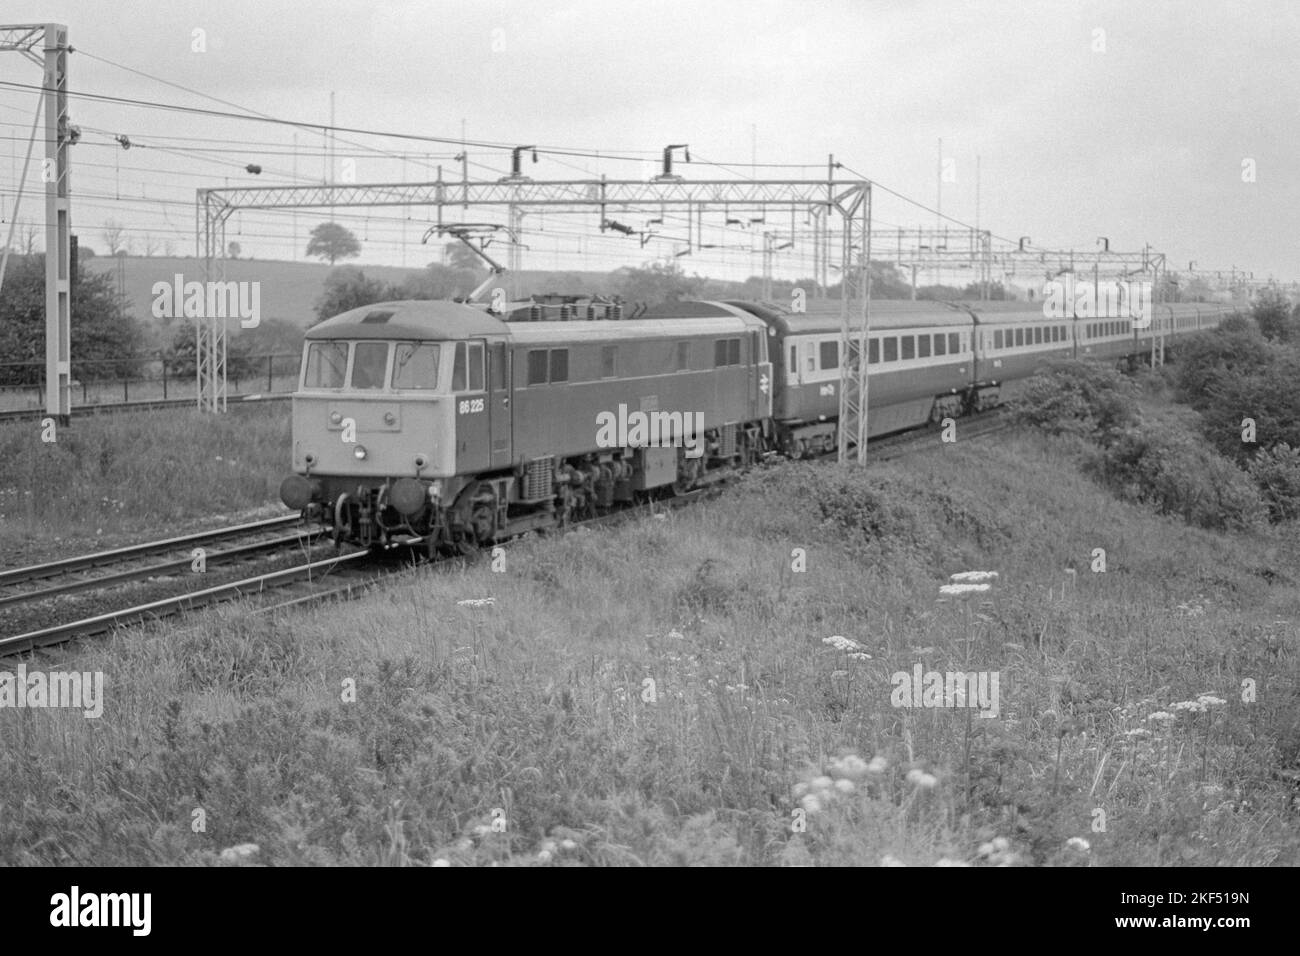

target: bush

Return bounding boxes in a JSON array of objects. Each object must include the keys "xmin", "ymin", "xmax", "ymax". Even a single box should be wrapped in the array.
[
  {"xmin": 1086, "ymin": 422, "xmax": 1265, "ymax": 531},
  {"xmin": 1252, "ymin": 292, "xmax": 1298, "ymax": 343},
  {"xmin": 1008, "ymin": 359, "xmax": 1140, "ymax": 445},
  {"xmin": 1246, "ymin": 443, "xmax": 1300, "ymax": 522},
  {"xmin": 1173, "ymin": 328, "xmax": 1275, "ymax": 412}
]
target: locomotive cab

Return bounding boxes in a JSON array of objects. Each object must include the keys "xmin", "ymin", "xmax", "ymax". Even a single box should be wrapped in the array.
[{"xmin": 279, "ymin": 301, "xmax": 512, "ymax": 551}]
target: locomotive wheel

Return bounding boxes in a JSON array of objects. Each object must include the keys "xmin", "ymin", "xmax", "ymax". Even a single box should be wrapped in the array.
[{"xmin": 454, "ymin": 501, "xmax": 496, "ymax": 555}]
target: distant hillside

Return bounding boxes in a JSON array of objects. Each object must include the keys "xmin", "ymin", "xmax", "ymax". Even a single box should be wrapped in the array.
[{"xmin": 84, "ymin": 256, "xmax": 621, "ymax": 333}]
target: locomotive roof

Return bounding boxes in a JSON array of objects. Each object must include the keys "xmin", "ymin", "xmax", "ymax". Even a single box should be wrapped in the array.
[
  {"xmin": 505, "ymin": 312, "xmax": 762, "ymax": 345},
  {"xmin": 306, "ymin": 298, "xmax": 763, "ymax": 343},
  {"xmin": 736, "ymin": 299, "xmax": 974, "ymax": 334},
  {"xmin": 307, "ymin": 300, "xmax": 509, "ymax": 340}
]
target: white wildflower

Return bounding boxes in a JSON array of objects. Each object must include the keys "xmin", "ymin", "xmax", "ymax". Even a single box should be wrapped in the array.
[
  {"xmin": 799, "ymin": 793, "xmax": 823, "ymax": 814},
  {"xmin": 1197, "ymin": 695, "xmax": 1226, "ymax": 707},
  {"xmin": 939, "ymin": 583, "xmax": 991, "ymax": 597},
  {"xmin": 905, "ymin": 769, "xmax": 938, "ymax": 789},
  {"xmin": 219, "ymin": 843, "xmax": 260, "ymax": 863},
  {"xmin": 834, "ymin": 779, "xmax": 856, "ymax": 794},
  {"xmin": 866, "ymin": 756, "xmax": 889, "ymax": 774},
  {"xmin": 456, "ymin": 597, "xmax": 495, "ymax": 608},
  {"xmin": 847, "ymin": 652, "xmax": 873, "ymax": 661},
  {"xmin": 432, "ymin": 858, "xmax": 451, "ymax": 867},
  {"xmin": 1066, "ymin": 837, "xmax": 1090, "ymax": 852},
  {"xmin": 830, "ymin": 755, "xmax": 869, "ymax": 779},
  {"xmin": 559, "ymin": 839, "xmax": 577, "ymax": 851},
  {"xmin": 822, "ymin": 635, "xmax": 863, "ymax": 652},
  {"xmin": 949, "ymin": 571, "xmax": 999, "ymax": 583},
  {"xmin": 880, "ymin": 854, "xmax": 907, "ymax": 867},
  {"xmin": 1147, "ymin": 711, "xmax": 1174, "ymax": 722},
  {"xmin": 537, "ymin": 849, "xmax": 553, "ymax": 863},
  {"xmin": 935, "ymin": 858, "xmax": 971, "ymax": 866}
]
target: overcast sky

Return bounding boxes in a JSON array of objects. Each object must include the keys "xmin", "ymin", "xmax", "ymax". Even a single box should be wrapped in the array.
[{"xmin": 2, "ymin": 0, "xmax": 1296, "ymax": 286}]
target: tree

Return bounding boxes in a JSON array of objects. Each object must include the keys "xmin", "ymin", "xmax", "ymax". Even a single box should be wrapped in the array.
[
  {"xmin": 102, "ymin": 220, "xmax": 127, "ymax": 257},
  {"xmin": 165, "ymin": 323, "xmax": 257, "ymax": 380},
  {"xmin": 405, "ymin": 263, "xmax": 482, "ymax": 300},
  {"xmin": 1251, "ymin": 290, "xmax": 1296, "ymax": 342},
  {"xmin": 611, "ymin": 260, "xmax": 702, "ymax": 305},
  {"xmin": 306, "ymin": 222, "xmax": 361, "ymax": 265},
  {"xmin": 313, "ymin": 268, "xmax": 398, "ymax": 324},
  {"xmin": 0, "ymin": 253, "xmax": 145, "ymax": 387},
  {"xmin": 444, "ymin": 240, "xmax": 483, "ymax": 272}
]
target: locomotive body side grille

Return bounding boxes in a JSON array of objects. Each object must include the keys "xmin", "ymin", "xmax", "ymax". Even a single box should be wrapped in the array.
[{"xmin": 522, "ymin": 456, "xmax": 555, "ymax": 502}]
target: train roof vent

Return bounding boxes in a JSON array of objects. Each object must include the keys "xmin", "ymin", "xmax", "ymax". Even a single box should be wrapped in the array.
[{"xmin": 361, "ymin": 310, "xmax": 395, "ymax": 324}]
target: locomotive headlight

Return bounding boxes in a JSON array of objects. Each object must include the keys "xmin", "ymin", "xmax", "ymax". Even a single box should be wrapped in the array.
[
  {"xmin": 353, "ymin": 444, "xmax": 368, "ymax": 460},
  {"xmin": 427, "ymin": 480, "xmax": 443, "ymax": 502},
  {"xmin": 414, "ymin": 453, "xmax": 429, "ymax": 471},
  {"xmin": 304, "ymin": 452, "xmax": 318, "ymax": 467},
  {"xmin": 384, "ymin": 412, "xmax": 397, "ymax": 426},
  {"xmin": 329, "ymin": 411, "xmax": 342, "ymax": 425}
]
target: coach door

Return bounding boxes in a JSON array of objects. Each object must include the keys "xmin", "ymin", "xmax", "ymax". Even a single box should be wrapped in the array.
[
  {"xmin": 452, "ymin": 341, "xmax": 490, "ymax": 473},
  {"xmin": 488, "ymin": 341, "xmax": 512, "ymax": 469},
  {"xmin": 749, "ymin": 330, "xmax": 772, "ymax": 418}
]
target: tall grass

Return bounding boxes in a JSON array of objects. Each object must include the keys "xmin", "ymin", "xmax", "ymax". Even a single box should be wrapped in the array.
[
  {"xmin": 2, "ymin": 431, "xmax": 1296, "ymax": 866},
  {"xmin": 0, "ymin": 404, "xmax": 290, "ymax": 556}
]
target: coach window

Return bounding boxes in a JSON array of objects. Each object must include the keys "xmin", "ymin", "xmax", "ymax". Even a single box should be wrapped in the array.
[
  {"xmin": 452, "ymin": 342, "xmax": 484, "ymax": 392},
  {"xmin": 391, "ymin": 342, "xmax": 440, "ymax": 390},
  {"xmin": 468, "ymin": 343, "xmax": 484, "ymax": 390},
  {"xmin": 900, "ymin": 336, "xmax": 915, "ymax": 360},
  {"xmin": 715, "ymin": 340, "xmax": 728, "ymax": 367},
  {"xmin": 490, "ymin": 344, "xmax": 506, "ymax": 389},
  {"xmin": 305, "ymin": 341, "xmax": 349, "ymax": 389},
  {"xmin": 994, "ymin": 330, "xmax": 1003, "ymax": 349},
  {"xmin": 882, "ymin": 337, "xmax": 898, "ymax": 362},
  {"xmin": 351, "ymin": 342, "xmax": 388, "ymax": 390},
  {"xmin": 934, "ymin": 334, "xmax": 946, "ymax": 356},
  {"xmin": 678, "ymin": 341, "xmax": 691, "ymax": 371},
  {"xmin": 729, "ymin": 338, "xmax": 741, "ymax": 366},
  {"xmin": 948, "ymin": 333, "xmax": 960, "ymax": 354},
  {"xmin": 869, "ymin": 339, "xmax": 880, "ymax": 364},
  {"xmin": 601, "ymin": 345, "xmax": 618, "ymax": 378},
  {"xmin": 527, "ymin": 349, "xmax": 548, "ymax": 385},
  {"xmin": 788, "ymin": 345, "xmax": 797, "ymax": 372},
  {"xmin": 550, "ymin": 348, "xmax": 569, "ymax": 383},
  {"xmin": 918, "ymin": 334, "xmax": 931, "ymax": 358},
  {"xmin": 820, "ymin": 340, "xmax": 839, "ymax": 369}
]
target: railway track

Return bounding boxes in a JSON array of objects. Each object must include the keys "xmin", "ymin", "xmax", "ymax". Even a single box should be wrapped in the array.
[
  {"xmin": 0, "ymin": 514, "xmax": 336, "ymax": 654},
  {"xmin": 0, "ymin": 409, "xmax": 1010, "ymax": 656},
  {"xmin": 0, "ymin": 490, "xmax": 714, "ymax": 656},
  {"xmin": 0, "ymin": 392, "xmax": 291, "ymax": 424}
]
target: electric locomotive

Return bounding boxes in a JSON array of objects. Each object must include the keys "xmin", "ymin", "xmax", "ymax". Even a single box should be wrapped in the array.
[{"xmin": 279, "ymin": 298, "xmax": 772, "ymax": 553}]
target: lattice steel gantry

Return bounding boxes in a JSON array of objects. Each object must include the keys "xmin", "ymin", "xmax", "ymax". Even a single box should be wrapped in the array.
[{"xmin": 196, "ymin": 173, "xmax": 875, "ymax": 462}]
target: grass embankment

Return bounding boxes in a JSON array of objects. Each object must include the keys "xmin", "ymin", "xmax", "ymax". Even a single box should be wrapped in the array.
[
  {"xmin": 3, "ymin": 428, "xmax": 1297, "ymax": 866},
  {"xmin": 0, "ymin": 404, "xmax": 291, "ymax": 564}
]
